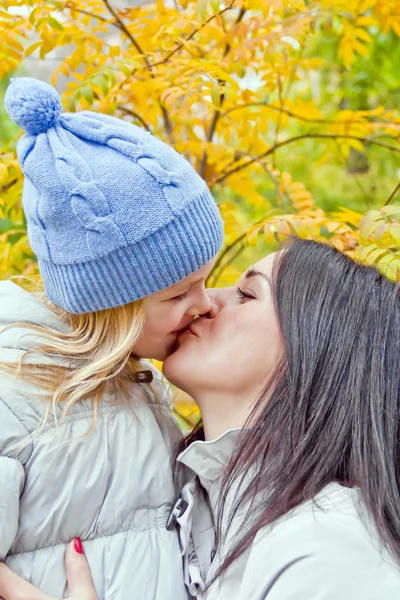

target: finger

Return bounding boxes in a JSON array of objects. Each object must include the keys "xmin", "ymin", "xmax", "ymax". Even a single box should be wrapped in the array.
[
  {"xmin": 0, "ymin": 562, "xmax": 53, "ymax": 600},
  {"xmin": 66, "ymin": 539, "xmax": 97, "ymax": 600}
]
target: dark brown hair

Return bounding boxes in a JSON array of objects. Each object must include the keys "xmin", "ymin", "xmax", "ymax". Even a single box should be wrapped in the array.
[{"xmin": 180, "ymin": 238, "xmax": 400, "ymax": 581}]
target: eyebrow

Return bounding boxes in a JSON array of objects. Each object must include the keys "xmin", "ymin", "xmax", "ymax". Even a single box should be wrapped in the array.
[{"xmin": 245, "ymin": 269, "xmax": 270, "ymax": 284}]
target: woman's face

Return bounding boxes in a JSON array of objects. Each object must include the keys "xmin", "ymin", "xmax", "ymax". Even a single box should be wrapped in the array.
[
  {"xmin": 163, "ymin": 253, "xmax": 283, "ymax": 398},
  {"xmin": 133, "ymin": 261, "xmax": 214, "ymax": 361}
]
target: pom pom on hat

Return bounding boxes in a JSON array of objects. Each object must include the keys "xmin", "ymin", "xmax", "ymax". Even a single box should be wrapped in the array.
[{"xmin": 5, "ymin": 77, "xmax": 62, "ymax": 135}]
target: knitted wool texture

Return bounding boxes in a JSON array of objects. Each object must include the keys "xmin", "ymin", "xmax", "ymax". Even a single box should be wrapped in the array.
[{"xmin": 5, "ymin": 77, "xmax": 224, "ymax": 313}]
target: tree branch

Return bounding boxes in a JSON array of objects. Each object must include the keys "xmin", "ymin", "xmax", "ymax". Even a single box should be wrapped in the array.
[
  {"xmin": 116, "ymin": 4, "xmax": 238, "ymax": 91},
  {"xmin": 102, "ymin": 0, "xmax": 174, "ymax": 142},
  {"xmin": 199, "ymin": 5, "xmax": 246, "ymax": 178},
  {"xmin": 66, "ymin": 4, "xmax": 111, "ymax": 24},
  {"xmin": 102, "ymin": 0, "xmax": 144, "ymax": 54},
  {"xmin": 0, "ymin": 178, "xmax": 19, "ymax": 195},
  {"xmin": 146, "ymin": 1, "xmax": 239, "ymax": 70},
  {"xmin": 212, "ymin": 134, "xmax": 400, "ymax": 186},
  {"xmin": 235, "ymin": 150, "xmax": 287, "ymax": 208},
  {"xmin": 207, "ymin": 240, "xmax": 246, "ymax": 286},
  {"xmin": 207, "ymin": 208, "xmax": 281, "ymax": 286},
  {"xmin": 384, "ymin": 180, "xmax": 400, "ymax": 206},
  {"xmin": 117, "ymin": 106, "xmax": 151, "ymax": 131},
  {"xmin": 221, "ymin": 101, "xmax": 372, "ymax": 125},
  {"xmin": 206, "ymin": 231, "xmax": 248, "ymax": 286}
]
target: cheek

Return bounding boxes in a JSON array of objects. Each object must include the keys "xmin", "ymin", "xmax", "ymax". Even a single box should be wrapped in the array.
[
  {"xmin": 165, "ymin": 307, "xmax": 282, "ymax": 393},
  {"xmin": 209, "ymin": 313, "xmax": 279, "ymax": 385},
  {"xmin": 143, "ymin": 305, "xmax": 183, "ymax": 340}
]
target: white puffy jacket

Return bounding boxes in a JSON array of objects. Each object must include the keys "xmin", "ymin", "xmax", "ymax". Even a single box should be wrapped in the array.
[{"xmin": 0, "ymin": 280, "xmax": 189, "ymax": 600}]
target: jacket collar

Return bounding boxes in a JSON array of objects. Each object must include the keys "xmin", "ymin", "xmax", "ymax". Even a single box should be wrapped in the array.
[{"xmin": 177, "ymin": 428, "xmax": 243, "ymax": 483}]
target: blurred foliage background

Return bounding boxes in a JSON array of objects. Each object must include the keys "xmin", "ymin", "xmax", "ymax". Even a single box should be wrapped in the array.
[{"xmin": 1, "ymin": 0, "xmax": 400, "ymax": 426}]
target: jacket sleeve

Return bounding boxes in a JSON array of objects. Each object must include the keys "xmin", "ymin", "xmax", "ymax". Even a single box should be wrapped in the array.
[
  {"xmin": 0, "ymin": 457, "xmax": 25, "ymax": 559},
  {"xmin": 263, "ymin": 554, "xmax": 399, "ymax": 600},
  {"xmin": 0, "ymin": 399, "xmax": 30, "ymax": 559}
]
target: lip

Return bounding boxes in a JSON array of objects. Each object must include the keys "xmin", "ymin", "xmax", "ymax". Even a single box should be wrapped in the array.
[
  {"xmin": 172, "ymin": 328, "xmax": 188, "ymax": 337},
  {"xmin": 180, "ymin": 324, "xmax": 198, "ymax": 337},
  {"xmin": 172, "ymin": 320, "xmax": 194, "ymax": 335}
]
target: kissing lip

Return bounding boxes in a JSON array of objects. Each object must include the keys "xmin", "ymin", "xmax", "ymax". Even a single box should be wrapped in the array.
[
  {"xmin": 181, "ymin": 324, "xmax": 198, "ymax": 337},
  {"xmin": 173, "ymin": 322, "xmax": 193, "ymax": 335}
]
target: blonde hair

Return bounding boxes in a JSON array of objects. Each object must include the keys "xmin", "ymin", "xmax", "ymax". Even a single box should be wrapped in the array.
[{"xmin": 0, "ymin": 296, "xmax": 146, "ymax": 434}]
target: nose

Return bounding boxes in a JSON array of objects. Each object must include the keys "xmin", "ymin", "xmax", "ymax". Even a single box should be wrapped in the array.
[
  {"xmin": 206, "ymin": 287, "xmax": 225, "ymax": 318},
  {"xmin": 186, "ymin": 287, "xmax": 212, "ymax": 317}
]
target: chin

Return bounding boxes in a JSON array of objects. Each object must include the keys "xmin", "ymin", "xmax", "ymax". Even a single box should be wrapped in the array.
[
  {"xmin": 134, "ymin": 338, "xmax": 176, "ymax": 362},
  {"xmin": 154, "ymin": 339, "xmax": 179, "ymax": 362},
  {"xmin": 162, "ymin": 351, "xmax": 182, "ymax": 386},
  {"xmin": 149, "ymin": 347, "xmax": 168, "ymax": 362}
]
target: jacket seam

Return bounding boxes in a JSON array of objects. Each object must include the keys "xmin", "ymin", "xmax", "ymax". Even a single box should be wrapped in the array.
[
  {"xmin": 8, "ymin": 521, "xmax": 173, "ymax": 557},
  {"xmin": 0, "ymin": 395, "xmax": 33, "ymax": 464},
  {"xmin": 36, "ymin": 402, "xmax": 173, "ymax": 435}
]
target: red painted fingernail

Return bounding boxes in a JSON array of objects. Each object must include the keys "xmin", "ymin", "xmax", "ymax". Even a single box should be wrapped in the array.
[{"xmin": 74, "ymin": 538, "xmax": 84, "ymax": 555}]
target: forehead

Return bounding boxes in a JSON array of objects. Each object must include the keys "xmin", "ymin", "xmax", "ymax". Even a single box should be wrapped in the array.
[
  {"xmin": 164, "ymin": 260, "xmax": 214, "ymax": 293},
  {"xmin": 251, "ymin": 251, "xmax": 279, "ymax": 276}
]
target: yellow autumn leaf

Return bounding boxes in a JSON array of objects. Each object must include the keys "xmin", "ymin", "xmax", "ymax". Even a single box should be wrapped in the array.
[
  {"xmin": 0, "ymin": 164, "xmax": 9, "ymax": 186},
  {"xmin": 211, "ymin": 86, "xmax": 222, "ymax": 109},
  {"xmin": 247, "ymin": 227, "xmax": 261, "ymax": 246}
]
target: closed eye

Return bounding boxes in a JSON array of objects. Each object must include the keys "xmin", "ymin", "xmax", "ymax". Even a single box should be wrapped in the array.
[
  {"xmin": 236, "ymin": 287, "xmax": 256, "ymax": 301},
  {"xmin": 172, "ymin": 291, "xmax": 189, "ymax": 301}
]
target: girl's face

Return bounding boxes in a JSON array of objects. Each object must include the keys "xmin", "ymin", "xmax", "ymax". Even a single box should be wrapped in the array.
[
  {"xmin": 133, "ymin": 261, "xmax": 214, "ymax": 361},
  {"xmin": 163, "ymin": 253, "xmax": 283, "ymax": 398}
]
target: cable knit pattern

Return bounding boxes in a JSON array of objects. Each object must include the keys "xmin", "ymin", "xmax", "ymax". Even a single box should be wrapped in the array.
[
  {"xmin": 5, "ymin": 78, "xmax": 224, "ymax": 313},
  {"xmin": 61, "ymin": 114, "xmax": 203, "ymax": 215},
  {"xmin": 108, "ymin": 138, "xmax": 189, "ymax": 214},
  {"xmin": 48, "ymin": 127, "xmax": 126, "ymax": 259}
]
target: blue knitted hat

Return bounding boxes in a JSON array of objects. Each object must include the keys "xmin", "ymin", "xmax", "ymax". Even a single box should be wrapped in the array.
[{"xmin": 5, "ymin": 77, "xmax": 224, "ymax": 313}]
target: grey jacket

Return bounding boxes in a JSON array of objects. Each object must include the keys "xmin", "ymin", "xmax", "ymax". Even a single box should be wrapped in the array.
[
  {"xmin": 0, "ymin": 281, "xmax": 188, "ymax": 600},
  {"xmin": 176, "ymin": 429, "xmax": 400, "ymax": 599}
]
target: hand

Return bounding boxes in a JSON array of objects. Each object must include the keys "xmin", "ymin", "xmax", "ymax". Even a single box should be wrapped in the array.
[{"xmin": 0, "ymin": 540, "xmax": 97, "ymax": 600}]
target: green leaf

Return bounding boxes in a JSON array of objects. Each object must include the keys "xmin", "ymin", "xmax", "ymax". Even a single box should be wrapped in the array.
[
  {"xmin": 108, "ymin": 70, "xmax": 117, "ymax": 87},
  {"xmin": 0, "ymin": 218, "xmax": 14, "ymax": 233},
  {"xmin": 363, "ymin": 246, "xmax": 387, "ymax": 265},
  {"xmin": 91, "ymin": 74, "xmax": 108, "ymax": 95},
  {"xmin": 382, "ymin": 205, "xmax": 400, "ymax": 220},
  {"xmin": 80, "ymin": 85, "xmax": 94, "ymax": 105},
  {"xmin": 195, "ymin": 0, "xmax": 208, "ymax": 21},
  {"xmin": 47, "ymin": 17, "xmax": 64, "ymax": 31},
  {"xmin": 7, "ymin": 231, "xmax": 26, "ymax": 245},
  {"xmin": 359, "ymin": 212, "xmax": 383, "ymax": 243},
  {"xmin": 118, "ymin": 63, "xmax": 132, "ymax": 77},
  {"xmin": 48, "ymin": 0, "xmax": 64, "ymax": 8},
  {"xmin": 68, "ymin": 94, "xmax": 77, "ymax": 111},
  {"xmin": 29, "ymin": 6, "xmax": 38, "ymax": 25},
  {"xmin": 172, "ymin": 412, "xmax": 193, "ymax": 432},
  {"xmin": 389, "ymin": 224, "xmax": 400, "ymax": 245},
  {"xmin": 377, "ymin": 253, "xmax": 398, "ymax": 280},
  {"xmin": 374, "ymin": 223, "xmax": 387, "ymax": 242}
]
